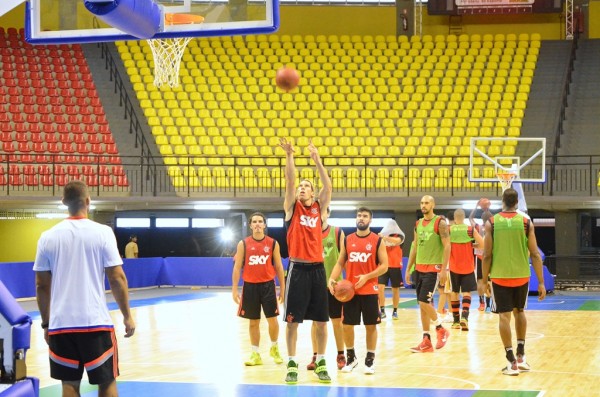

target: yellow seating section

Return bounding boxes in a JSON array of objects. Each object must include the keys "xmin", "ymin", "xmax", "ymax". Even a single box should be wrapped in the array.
[{"xmin": 117, "ymin": 33, "xmax": 540, "ymax": 190}]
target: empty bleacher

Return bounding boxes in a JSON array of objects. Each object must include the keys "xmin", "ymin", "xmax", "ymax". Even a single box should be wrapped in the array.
[
  {"xmin": 118, "ymin": 33, "xmax": 539, "ymax": 193},
  {"xmin": 0, "ymin": 27, "xmax": 128, "ymax": 191}
]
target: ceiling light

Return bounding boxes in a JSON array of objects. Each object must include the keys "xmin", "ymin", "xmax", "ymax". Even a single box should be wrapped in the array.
[{"xmin": 194, "ymin": 204, "xmax": 231, "ymax": 210}]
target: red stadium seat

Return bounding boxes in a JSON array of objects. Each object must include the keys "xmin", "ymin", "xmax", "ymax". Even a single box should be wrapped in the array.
[
  {"xmin": 116, "ymin": 175, "xmax": 129, "ymax": 187},
  {"xmin": 38, "ymin": 165, "xmax": 51, "ymax": 175},
  {"xmin": 81, "ymin": 165, "xmax": 96, "ymax": 176},
  {"xmin": 24, "ymin": 175, "xmax": 39, "ymax": 186},
  {"xmin": 9, "ymin": 175, "xmax": 23, "ymax": 186},
  {"xmin": 86, "ymin": 175, "xmax": 99, "ymax": 187},
  {"xmin": 101, "ymin": 175, "xmax": 115, "ymax": 186},
  {"xmin": 66, "ymin": 165, "xmax": 80, "ymax": 177},
  {"xmin": 112, "ymin": 165, "xmax": 125, "ymax": 176},
  {"xmin": 40, "ymin": 175, "xmax": 54, "ymax": 186}
]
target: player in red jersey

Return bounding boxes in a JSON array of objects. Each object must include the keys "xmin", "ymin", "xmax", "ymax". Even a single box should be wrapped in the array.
[
  {"xmin": 377, "ymin": 219, "xmax": 405, "ymax": 320},
  {"xmin": 329, "ymin": 207, "xmax": 388, "ymax": 374},
  {"xmin": 232, "ymin": 212, "xmax": 286, "ymax": 367},
  {"xmin": 279, "ymin": 138, "xmax": 332, "ymax": 384}
]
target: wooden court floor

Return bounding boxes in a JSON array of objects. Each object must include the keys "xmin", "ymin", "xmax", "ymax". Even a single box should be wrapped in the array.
[{"xmin": 21, "ymin": 287, "xmax": 600, "ymax": 397}]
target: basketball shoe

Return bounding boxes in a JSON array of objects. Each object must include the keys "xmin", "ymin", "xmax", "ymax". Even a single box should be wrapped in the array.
[
  {"xmin": 314, "ymin": 359, "xmax": 331, "ymax": 383},
  {"xmin": 336, "ymin": 353, "xmax": 346, "ymax": 370},
  {"xmin": 517, "ymin": 354, "xmax": 531, "ymax": 371},
  {"xmin": 244, "ymin": 352, "xmax": 262, "ymax": 366},
  {"xmin": 410, "ymin": 337, "xmax": 434, "ymax": 353},
  {"xmin": 306, "ymin": 354, "xmax": 316, "ymax": 370},
  {"xmin": 285, "ymin": 360, "xmax": 299, "ymax": 384},
  {"xmin": 436, "ymin": 327, "xmax": 450, "ymax": 349},
  {"xmin": 451, "ymin": 322, "xmax": 461, "ymax": 329},
  {"xmin": 270, "ymin": 345, "xmax": 283, "ymax": 364},
  {"xmin": 502, "ymin": 360, "xmax": 519, "ymax": 376},
  {"xmin": 364, "ymin": 357, "xmax": 375, "ymax": 375},
  {"xmin": 341, "ymin": 356, "xmax": 358, "ymax": 373},
  {"xmin": 460, "ymin": 318, "xmax": 469, "ymax": 331}
]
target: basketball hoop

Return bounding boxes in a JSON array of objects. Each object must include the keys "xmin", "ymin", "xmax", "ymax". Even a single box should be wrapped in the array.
[
  {"xmin": 497, "ymin": 172, "xmax": 517, "ymax": 192},
  {"xmin": 147, "ymin": 13, "xmax": 204, "ymax": 88}
]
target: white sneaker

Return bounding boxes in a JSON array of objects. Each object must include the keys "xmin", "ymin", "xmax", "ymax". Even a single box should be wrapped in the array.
[
  {"xmin": 442, "ymin": 312, "xmax": 454, "ymax": 323},
  {"xmin": 364, "ymin": 364, "xmax": 375, "ymax": 375},
  {"xmin": 502, "ymin": 361, "xmax": 519, "ymax": 376},
  {"xmin": 341, "ymin": 358, "xmax": 358, "ymax": 373},
  {"xmin": 517, "ymin": 355, "xmax": 531, "ymax": 372}
]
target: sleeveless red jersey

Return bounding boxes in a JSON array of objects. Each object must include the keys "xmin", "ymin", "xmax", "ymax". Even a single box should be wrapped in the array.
[
  {"xmin": 344, "ymin": 232, "xmax": 382, "ymax": 295},
  {"xmin": 286, "ymin": 200, "xmax": 323, "ymax": 262},
  {"xmin": 242, "ymin": 235, "xmax": 276, "ymax": 283},
  {"xmin": 385, "ymin": 233, "xmax": 403, "ymax": 269}
]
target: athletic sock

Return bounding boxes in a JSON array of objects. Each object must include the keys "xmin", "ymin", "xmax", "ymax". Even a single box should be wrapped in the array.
[
  {"xmin": 451, "ymin": 300, "xmax": 460, "ymax": 322},
  {"xmin": 517, "ymin": 340, "xmax": 525, "ymax": 356},
  {"xmin": 461, "ymin": 295, "xmax": 471, "ymax": 319},
  {"xmin": 505, "ymin": 347, "xmax": 516, "ymax": 363}
]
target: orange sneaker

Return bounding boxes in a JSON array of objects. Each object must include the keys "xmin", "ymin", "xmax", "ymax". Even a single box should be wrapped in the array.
[
  {"xmin": 436, "ymin": 327, "xmax": 450, "ymax": 349},
  {"xmin": 410, "ymin": 337, "xmax": 434, "ymax": 353},
  {"xmin": 478, "ymin": 302, "xmax": 485, "ymax": 311},
  {"xmin": 336, "ymin": 353, "xmax": 346, "ymax": 370},
  {"xmin": 306, "ymin": 355, "xmax": 316, "ymax": 370}
]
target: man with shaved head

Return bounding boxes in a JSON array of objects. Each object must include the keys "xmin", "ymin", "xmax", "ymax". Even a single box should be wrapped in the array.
[
  {"xmin": 406, "ymin": 195, "xmax": 451, "ymax": 353},
  {"xmin": 448, "ymin": 209, "xmax": 483, "ymax": 331}
]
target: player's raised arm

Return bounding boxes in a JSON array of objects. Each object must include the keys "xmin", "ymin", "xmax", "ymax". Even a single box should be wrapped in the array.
[
  {"xmin": 308, "ymin": 139, "xmax": 332, "ymax": 212},
  {"xmin": 279, "ymin": 138, "xmax": 297, "ymax": 220}
]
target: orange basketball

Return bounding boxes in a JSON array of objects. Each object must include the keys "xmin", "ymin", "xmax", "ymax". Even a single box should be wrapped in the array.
[
  {"xmin": 275, "ymin": 67, "xmax": 300, "ymax": 92},
  {"xmin": 480, "ymin": 198, "xmax": 491, "ymax": 210},
  {"xmin": 334, "ymin": 279, "xmax": 355, "ymax": 303}
]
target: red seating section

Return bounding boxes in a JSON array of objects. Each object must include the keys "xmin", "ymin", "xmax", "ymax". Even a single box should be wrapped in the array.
[{"xmin": 0, "ymin": 28, "xmax": 127, "ymax": 188}]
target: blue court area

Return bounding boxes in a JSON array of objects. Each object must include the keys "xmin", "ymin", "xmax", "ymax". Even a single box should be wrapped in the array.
[{"xmin": 39, "ymin": 381, "xmax": 542, "ymax": 397}]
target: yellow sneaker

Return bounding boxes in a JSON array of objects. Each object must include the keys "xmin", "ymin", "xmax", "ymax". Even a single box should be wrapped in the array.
[
  {"xmin": 270, "ymin": 345, "xmax": 283, "ymax": 364},
  {"xmin": 244, "ymin": 352, "xmax": 263, "ymax": 366}
]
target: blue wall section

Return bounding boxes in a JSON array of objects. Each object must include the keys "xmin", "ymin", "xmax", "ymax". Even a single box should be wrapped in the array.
[{"xmin": 0, "ymin": 257, "xmax": 553, "ymax": 299}]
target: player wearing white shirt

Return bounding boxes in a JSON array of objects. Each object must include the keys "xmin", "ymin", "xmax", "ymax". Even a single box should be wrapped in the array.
[{"xmin": 34, "ymin": 180, "xmax": 135, "ymax": 397}]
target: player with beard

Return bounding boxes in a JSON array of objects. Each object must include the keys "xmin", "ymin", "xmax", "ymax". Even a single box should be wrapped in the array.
[
  {"xmin": 328, "ymin": 207, "xmax": 388, "ymax": 374},
  {"xmin": 406, "ymin": 195, "xmax": 451, "ymax": 353}
]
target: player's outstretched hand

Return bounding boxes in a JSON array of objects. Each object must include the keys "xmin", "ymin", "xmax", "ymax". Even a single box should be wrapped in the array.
[
  {"xmin": 278, "ymin": 138, "xmax": 295, "ymax": 155},
  {"xmin": 308, "ymin": 139, "xmax": 320, "ymax": 163}
]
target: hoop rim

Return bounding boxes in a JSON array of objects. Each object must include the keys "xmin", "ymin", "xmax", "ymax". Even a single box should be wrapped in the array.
[{"xmin": 496, "ymin": 172, "xmax": 517, "ymax": 181}]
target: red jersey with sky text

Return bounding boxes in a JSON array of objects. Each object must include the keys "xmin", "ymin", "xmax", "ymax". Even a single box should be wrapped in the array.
[
  {"xmin": 242, "ymin": 235, "xmax": 276, "ymax": 283},
  {"xmin": 345, "ymin": 232, "xmax": 382, "ymax": 295},
  {"xmin": 286, "ymin": 200, "xmax": 324, "ymax": 262}
]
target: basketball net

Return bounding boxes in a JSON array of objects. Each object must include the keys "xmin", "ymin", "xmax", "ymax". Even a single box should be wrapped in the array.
[
  {"xmin": 497, "ymin": 172, "xmax": 517, "ymax": 192},
  {"xmin": 147, "ymin": 37, "xmax": 192, "ymax": 88}
]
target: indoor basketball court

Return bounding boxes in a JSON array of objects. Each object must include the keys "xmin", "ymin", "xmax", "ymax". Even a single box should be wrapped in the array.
[{"xmin": 16, "ymin": 286, "xmax": 600, "ymax": 397}]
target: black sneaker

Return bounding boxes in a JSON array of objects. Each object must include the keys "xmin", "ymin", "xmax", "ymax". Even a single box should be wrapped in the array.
[
  {"xmin": 314, "ymin": 359, "xmax": 331, "ymax": 383},
  {"xmin": 285, "ymin": 360, "xmax": 299, "ymax": 384}
]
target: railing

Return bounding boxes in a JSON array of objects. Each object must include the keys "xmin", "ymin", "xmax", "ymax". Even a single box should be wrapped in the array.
[
  {"xmin": 546, "ymin": 255, "xmax": 600, "ymax": 288},
  {"xmin": 1, "ymin": 154, "xmax": 599, "ymax": 199},
  {"xmin": 98, "ymin": 42, "xmax": 159, "ymax": 196}
]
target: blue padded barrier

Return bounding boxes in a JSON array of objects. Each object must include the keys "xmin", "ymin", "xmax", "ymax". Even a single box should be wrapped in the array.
[{"xmin": 1, "ymin": 257, "xmax": 552, "ymax": 299}]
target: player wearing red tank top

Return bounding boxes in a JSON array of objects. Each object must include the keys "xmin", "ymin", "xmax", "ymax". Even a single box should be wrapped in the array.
[
  {"xmin": 232, "ymin": 212, "xmax": 286, "ymax": 367},
  {"xmin": 278, "ymin": 137, "xmax": 332, "ymax": 384},
  {"xmin": 328, "ymin": 207, "xmax": 388, "ymax": 375}
]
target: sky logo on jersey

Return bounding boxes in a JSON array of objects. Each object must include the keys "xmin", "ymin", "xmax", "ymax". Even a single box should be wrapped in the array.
[
  {"xmin": 349, "ymin": 252, "xmax": 372, "ymax": 262},
  {"xmin": 248, "ymin": 255, "xmax": 270, "ymax": 265},
  {"xmin": 299, "ymin": 215, "xmax": 318, "ymax": 228}
]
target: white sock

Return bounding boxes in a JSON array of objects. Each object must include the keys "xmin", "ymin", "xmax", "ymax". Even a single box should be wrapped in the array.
[
  {"xmin": 316, "ymin": 354, "xmax": 325, "ymax": 362},
  {"xmin": 288, "ymin": 356, "xmax": 297, "ymax": 362},
  {"xmin": 271, "ymin": 341, "xmax": 278, "ymax": 347},
  {"xmin": 251, "ymin": 345, "xmax": 259, "ymax": 353}
]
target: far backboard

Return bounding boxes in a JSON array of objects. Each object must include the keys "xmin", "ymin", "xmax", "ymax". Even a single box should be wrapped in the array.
[
  {"xmin": 469, "ymin": 137, "xmax": 546, "ymax": 183},
  {"xmin": 26, "ymin": 0, "xmax": 279, "ymax": 44}
]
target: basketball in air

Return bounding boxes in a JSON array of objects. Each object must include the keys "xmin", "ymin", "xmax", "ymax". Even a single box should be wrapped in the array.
[
  {"xmin": 480, "ymin": 198, "xmax": 491, "ymax": 210},
  {"xmin": 275, "ymin": 67, "xmax": 300, "ymax": 92},
  {"xmin": 334, "ymin": 279, "xmax": 355, "ymax": 303}
]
